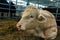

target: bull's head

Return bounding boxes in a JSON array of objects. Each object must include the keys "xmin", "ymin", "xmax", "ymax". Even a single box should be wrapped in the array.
[
  {"xmin": 16, "ymin": 6, "xmax": 46, "ymax": 31},
  {"xmin": 16, "ymin": 6, "xmax": 58, "ymax": 39}
]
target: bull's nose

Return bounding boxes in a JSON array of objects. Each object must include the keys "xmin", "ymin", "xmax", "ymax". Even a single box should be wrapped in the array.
[
  {"xmin": 16, "ymin": 24, "xmax": 21, "ymax": 30},
  {"xmin": 16, "ymin": 24, "xmax": 26, "ymax": 31}
]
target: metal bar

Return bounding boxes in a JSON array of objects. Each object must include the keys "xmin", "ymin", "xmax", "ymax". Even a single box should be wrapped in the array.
[
  {"xmin": 0, "ymin": 3, "xmax": 9, "ymax": 5},
  {"xmin": 16, "ymin": 0, "xmax": 17, "ymax": 14},
  {"xmin": 56, "ymin": 1, "xmax": 58, "ymax": 19},
  {"xmin": 26, "ymin": 0, "xmax": 29, "ymax": 5},
  {"xmin": 8, "ymin": 0, "xmax": 11, "ymax": 18},
  {"xmin": 38, "ymin": 0, "xmax": 40, "ymax": 8},
  {"xmin": 0, "ymin": 3, "xmax": 16, "ymax": 6}
]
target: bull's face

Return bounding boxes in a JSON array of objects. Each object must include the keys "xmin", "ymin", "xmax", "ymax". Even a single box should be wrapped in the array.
[
  {"xmin": 16, "ymin": 12, "xmax": 39, "ymax": 31},
  {"xmin": 16, "ymin": 6, "xmax": 46, "ymax": 32}
]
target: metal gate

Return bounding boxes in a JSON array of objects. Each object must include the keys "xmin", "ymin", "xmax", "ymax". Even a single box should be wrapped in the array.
[{"xmin": 0, "ymin": 0, "xmax": 60, "ymax": 20}]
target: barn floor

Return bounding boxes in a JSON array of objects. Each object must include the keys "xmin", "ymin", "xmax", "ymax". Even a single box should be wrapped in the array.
[{"xmin": 0, "ymin": 19, "xmax": 60, "ymax": 40}]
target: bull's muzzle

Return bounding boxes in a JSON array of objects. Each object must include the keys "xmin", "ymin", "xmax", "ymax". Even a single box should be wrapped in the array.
[
  {"xmin": 16, "ymin": 24, "xmax": 26, "ymax": 31},
  {"xmin": 16, "ymin": 24, "xmax": 21, "ymax": 30}
]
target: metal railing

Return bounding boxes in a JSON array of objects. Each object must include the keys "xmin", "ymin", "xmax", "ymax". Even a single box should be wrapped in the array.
[{"xmin": 0, "ymin": 0, "xmax": 60, "ymax": 20}]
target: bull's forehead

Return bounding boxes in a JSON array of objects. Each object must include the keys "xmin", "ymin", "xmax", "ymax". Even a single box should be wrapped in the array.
[
  {"xmin": 22, "ymin": 10, "xmax": 38, "ymax": 18},
  {"xmin": 21, "ymin": 6, "xmax": 39, "ymax": 18}
]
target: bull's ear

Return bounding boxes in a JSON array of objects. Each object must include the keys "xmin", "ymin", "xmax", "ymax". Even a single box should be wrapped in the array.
[{"xmin": 37, "ymin": 14, "xmax": 47, "ymax": 23}]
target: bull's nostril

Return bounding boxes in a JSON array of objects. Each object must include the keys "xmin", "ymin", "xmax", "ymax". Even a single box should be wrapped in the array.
[
  {"xmin": 19, "ymin": 25, "xmax": 21, "ymax": 28},
  {"xmin": 16, "ymin": 25, "xmax": 22, "ymax": 30}
]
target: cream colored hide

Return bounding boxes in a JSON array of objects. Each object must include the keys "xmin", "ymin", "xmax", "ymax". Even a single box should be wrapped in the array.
[{"xmin": 16, "ymin": 6, "xmax": 57, "ymax": 40}]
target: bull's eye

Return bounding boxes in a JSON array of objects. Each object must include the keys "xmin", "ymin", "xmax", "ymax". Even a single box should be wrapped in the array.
[{"xmin": 30, "ymin": 15, "xmax": 33, "ymax": 18}]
